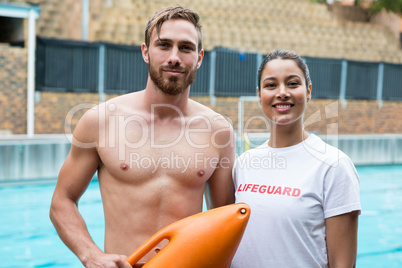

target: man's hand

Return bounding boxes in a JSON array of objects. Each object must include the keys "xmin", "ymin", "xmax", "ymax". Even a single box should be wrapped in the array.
[{"xmin": 83, "ymin": 252, "xmax": 133, "ymax": 268}]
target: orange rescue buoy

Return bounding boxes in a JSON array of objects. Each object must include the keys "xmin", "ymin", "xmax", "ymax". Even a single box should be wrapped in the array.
[{"xmin": 126, "ymin": 203, "xmax": 250, "ymax": 268}]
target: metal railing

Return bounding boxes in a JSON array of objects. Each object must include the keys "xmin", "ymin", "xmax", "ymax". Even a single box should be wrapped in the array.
[{"xmin": 36, "ymin": 37, "xmax": 402, "ymax": 102}]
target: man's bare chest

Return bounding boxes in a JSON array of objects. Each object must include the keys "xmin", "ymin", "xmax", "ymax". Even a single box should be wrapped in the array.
[{"xmin": 97, "ymin": 123, "xmax": 221, "ymax": 184}]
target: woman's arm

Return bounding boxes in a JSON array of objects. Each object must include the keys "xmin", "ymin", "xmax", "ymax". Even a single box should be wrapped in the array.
[{"xmin": 325, "ymin": 210, "xmax": 359, "ymax": 268}]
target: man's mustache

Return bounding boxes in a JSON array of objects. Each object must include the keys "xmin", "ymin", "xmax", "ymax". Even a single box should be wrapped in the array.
[{"xmin": 161, "ymin": 65, "xmax": 187, "ymax": 72}]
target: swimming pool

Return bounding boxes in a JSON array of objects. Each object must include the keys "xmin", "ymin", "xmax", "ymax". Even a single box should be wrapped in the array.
[
  {"xmin": 0, "ymin": 165, "xmax": 401, "ymax": 267},
  {"xmin": 0, "ymin": 180, "xmax": 104, "ymax": 267},
  {"xmin": 356, "ymin": 165, "xmax": 402, "ymax": 267}
]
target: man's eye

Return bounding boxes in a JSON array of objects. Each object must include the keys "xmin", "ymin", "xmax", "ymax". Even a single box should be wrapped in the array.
[{"xmin": 182, "ymin": 46, "xmax": 194, "ymax": 51}]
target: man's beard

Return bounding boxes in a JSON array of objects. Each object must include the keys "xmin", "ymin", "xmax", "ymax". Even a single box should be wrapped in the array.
[{"xmin": 148, "ymin": 59, "xmax": 197, "ymax": 96}]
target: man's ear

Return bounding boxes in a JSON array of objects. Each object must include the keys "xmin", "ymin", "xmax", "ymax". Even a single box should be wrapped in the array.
[
  {"xmin": 196, "ymin": 49, "xmax": 204, "ymax": 69},
  {"xmin": 142, "ymin": 43, "xmax": 149, "ymax": 64}
]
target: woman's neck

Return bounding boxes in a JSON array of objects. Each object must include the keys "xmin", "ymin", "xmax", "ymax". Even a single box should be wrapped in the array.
[{"xmin": 268, "ymin": 122, "xmax": 309, "ymax": 148}]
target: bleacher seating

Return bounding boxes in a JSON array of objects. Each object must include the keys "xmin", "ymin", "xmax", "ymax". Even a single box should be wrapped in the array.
[{"xmin": 4, "ymin": 0, "xmax": 402, "ymax": 63}]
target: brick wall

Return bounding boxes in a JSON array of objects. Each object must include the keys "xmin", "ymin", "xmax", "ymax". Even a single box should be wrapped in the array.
[
  {"xmin": 328, "ymin": 3, "xmax": 370, "ymax": 22},
  {"xmin": 37, "ymin": 94, "xmax": 398, "ymax": 136},
  {"xmin": 34, "ymin": 92, "xmax": 99, "ymax": 134},
  {"xmin": 196, "ymin": 97, "xmax": 402, "ymax": 135},
  {"xmin": 0, "ymin": 46, "xmax": 27, "ymax": 134},
  {"xmin": 2, "ymin": 73, "xmax": 402, "ymax": 136}
]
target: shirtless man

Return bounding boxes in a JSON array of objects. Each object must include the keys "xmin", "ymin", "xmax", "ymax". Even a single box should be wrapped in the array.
[{"xmin": 49, "ymin": 6, "xmax": 235, "ymax": 268}]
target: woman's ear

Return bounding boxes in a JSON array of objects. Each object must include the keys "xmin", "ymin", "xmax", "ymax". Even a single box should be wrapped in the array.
[
  {"xmin": 257, "ymin": 87, "xmax": 262, "ymax": 106},
  {"xmin": 307, "ymin": 84, "xmax": 312, "ymax": 102}
]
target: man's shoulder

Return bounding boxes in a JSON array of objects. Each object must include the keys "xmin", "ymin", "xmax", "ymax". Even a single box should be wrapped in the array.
[
  {"xmin": 104, "ymin": 91, "xmax": 146, "ymax": 114},
  {"xmin": 77, "ymin": 91, "xmax": 145, "ymax": 126},
  {"xmin": 188, "ymin": 99, "xmax": 225, "ymax": 118},
  {"xmin": 106, "ymin": 91, "xmax": 143, "ymax": 105},
  {"xmin": 189, "ymin": 99, "xmax": 232, "ymax": 128}
]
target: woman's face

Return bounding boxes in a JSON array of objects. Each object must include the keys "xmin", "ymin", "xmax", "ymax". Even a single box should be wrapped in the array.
[{"xmin": 258, "ymin": 59, "xmax": 311, "ymax": 126}]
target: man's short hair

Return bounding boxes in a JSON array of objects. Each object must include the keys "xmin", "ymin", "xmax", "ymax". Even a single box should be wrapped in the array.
[{"xmin": 145, "ymin": 5, "xmax": 203, "ymax": 52}]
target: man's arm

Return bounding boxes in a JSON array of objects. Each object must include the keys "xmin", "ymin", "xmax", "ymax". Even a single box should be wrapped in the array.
[
  {"xmin": 326, "ymin": 210, "xmax": 359, "ymax": 268},
  {"xmin": 49, "ymin": 109, "xmax": 131, "ymax": 268},
  {"xmin": 204, "ymin": 117, "xmax": 235, "ymax": 209}
]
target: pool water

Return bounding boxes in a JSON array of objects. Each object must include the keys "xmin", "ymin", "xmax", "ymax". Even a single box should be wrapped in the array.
[
  {"xmin": 0, "ymin": 180, "xmax": 104, "ymax": 267},
  {"xmin": 0, "ymin": 165, "xmax": 401, "ymax": 267},
  {"xmin": 356, "ymin": 165, "xmax": 402, "ymax": 267}
]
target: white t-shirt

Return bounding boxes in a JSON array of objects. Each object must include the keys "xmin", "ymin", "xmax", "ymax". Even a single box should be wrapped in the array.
[{"xmin": 231, "ymin": 134, "xmax": 361, "ymax": 268}]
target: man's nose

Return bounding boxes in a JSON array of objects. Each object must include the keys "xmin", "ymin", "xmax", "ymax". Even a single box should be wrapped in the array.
[{"xmin": 168, "ymin": 47, "xmax": 181, "ymax": 66}]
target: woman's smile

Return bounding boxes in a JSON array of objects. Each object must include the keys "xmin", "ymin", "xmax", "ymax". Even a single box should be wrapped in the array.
[
  {"xmin": 258, "ymin": 59, "xmax": 311, "ymax": 126},
  {"xmin": 272, "ymin": 102, "xmax": 294, "ymax": 112}
]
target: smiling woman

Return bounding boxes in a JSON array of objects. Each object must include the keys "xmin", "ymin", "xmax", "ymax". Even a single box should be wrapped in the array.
[
  {"xmin": 232, "ymin": 49, "xmax": 361, "ymax": 268},
  {"xmin": 256, "ymin": 49, "xmax": 312, "ymax": 134},
  {"xmin": 258, "ymin": 60, "xmax": 311, "ymax": 128}
]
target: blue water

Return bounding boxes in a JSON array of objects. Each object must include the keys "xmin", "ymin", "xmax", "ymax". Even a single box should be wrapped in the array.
[
  {"xmin": 356, "ymin": 165, "xmax": 402, "ymax": 267},
  {"xmin": 0, "ymin": 180, "xmax": 104, "ymax": 267},
  {"xmin": 0, "ymin": 165, "xmax": 401, "ymax": 267}
]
